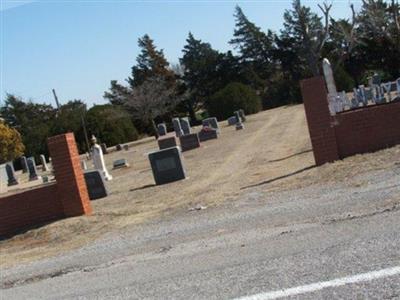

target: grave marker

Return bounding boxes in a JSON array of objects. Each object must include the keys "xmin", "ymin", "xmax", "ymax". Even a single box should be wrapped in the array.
[
  {"xmin": 172, "ymin": 118, "xmax": 184, "ymax": 137},
  {"xmin": 27, "ymin": 157, "xmax": 40, "ymax": 181},
  {"xmin": 40, "ymin": 154, "xmax": 49, "ymax": 172},
  {"xmin": 6, "ymin": 163, "xmax": 18, "ymax": 186},
  {"xmin": 198, "ymin": 127, "xmax": 218, "ymax": 142},
  {"xmin": 202, "ymin": 117, "xmax": 220, "ymax": 133},
  {"xmin": 101, "ymin": 143, "xmax": 108, "ymax": 154},
  {"xmin": 84, "ymin": 170, "xmax": 108, "ymax": 200},
  {"xmin": 113, "ymin": 159, "xmax": 130, "ymax": 169},
  {"xmin": 157, "ymin": 123, "xmax": 167, "ymax": 136},
  {"xmin": 179, "ymin": 133, "xmax": 200, "ymax": 152},
  {"xmin": 180, "ymin": 117, "xmax": 191, "ymax": 135},
  {"xmin": 158, "ymin": 136, "xmax": 178, "ymax": 150},
  {"xmin": 20, "ymin": 156, "xmax": 28, "ymax": 173},
  {"xmin": 91, "ymin": 136, "xmax": 112, "ymax": 181},
  {"xmin": 116, "ymin": 144, "xmax": 122, "ymax": 151},
  {"xmin": 227, "ymin": 116, "xmax": 237, "ymax": 126},
  {"xmin": 148, "ymin": 147, "xmax": 186, "ymax": 185},
  {"xmin": 81, "ymin": 160, "xmax": 88, "ymax": 171}
]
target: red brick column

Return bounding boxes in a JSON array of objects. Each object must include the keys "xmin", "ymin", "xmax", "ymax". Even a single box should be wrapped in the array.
[
  {"xmin": 300, "ymin": 76, "xmax": 339, "ymax": 166},
  {"xmin": 48, "ymin": 133, "xmax": 92, "ymax": 216}
]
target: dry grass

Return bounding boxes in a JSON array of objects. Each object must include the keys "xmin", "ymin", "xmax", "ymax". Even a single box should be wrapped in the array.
[{"xmin": 1, "ymin": 104, "xmax": 399, "ymax": 268}]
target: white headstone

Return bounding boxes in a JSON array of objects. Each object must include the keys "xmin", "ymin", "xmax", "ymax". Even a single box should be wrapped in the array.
[
  {"xmin": 92, "ymin": 143, "xmax": 112, "ymax": 181},
  {"xmin": 0, "ymin": 164, "xmax": 7, "ymax": 194},
  {"xmin": 40, "ymin": 154, "xmax": 49, "ymax": 172},
  {"xmin": 322, "ymin": 58, "xmax": 337, "ymax": 96}
]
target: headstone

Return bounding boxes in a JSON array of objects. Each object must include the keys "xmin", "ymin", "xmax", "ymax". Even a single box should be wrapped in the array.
[
  {"xmin": 40, "ymin": 154, "xmax": 49, "ymax": 172},
  {"xmin": 116, "ymin": 144, "xmax": 122, "ymax": 151},
  {"xmin": 157, "ymin": 123, "xmax": 167, "ymax": 136},
  {"xmin": 158, "ymin": 136, "xmax": 178, "ymax": 150},
  {"xmin": 179, "ymin": 133, "xmax": 200, "ymax": 152},
  {"xmin": 113, "ymin": 159, "xmax": 130, "ymax": 169},
  {"xmin": 227, "ymin": 116, "xmax": 237, "ymax": 126},
  {"xmin": 198, "ymin": 127, "xmax": 218, "ymax": 142},
  {"xmin": 322, "ymin": 58, "xmax": 337, "ymax": 96},
  {"xmin": 234, "ymin": 111, "xmax": 241, "ymax": 123},
  {"xmin": 123, "ymin": 144, "xmax": 129, "ymax": 151},
  {"xmin": 81, "ymin": 160, "xmax": 88, "ymax": 171},
  {"xmin": 172, "ymin": 118, "xmax": 184, "ymax": 137},
  {"xmin": 42, "ymin": 176, "xmax": 49, "ymax": 183},
  {"xmin": 239, "ymin": 109, "xmax": 246, "ymax": 122},
  {"xmin": 84, "ymin": 170, "xmax": 108, "ymax": 200},
  {"xmin": 5, "ymin": 163, "xmax": 18, "ymax": 186},
  {"xmin": 92, "ymin": 136, "xmax": 112, "ymax": 181},
  {"xmin": 100, "ymin": 143, "xmax": 108, "ymax": 154},
  {"xmin": 0, "ymin": 164, "xmax": 7, "ymax": 193},
  {"xmin": 20, "ymin": 156, "xmax": 28, "ymax": 173},
  {"xmin": 180, "ymin": 117, "xmax": 191, "ymax": 135},
  {"xmin": 27, "ymin": 157, "xmax": 40, "ymax": 181},
  {"xmin": 202, "ymin": 117, "xmax": 220, "ymax": 133},
  {"xmin": 148, "ymin": 146, "xmax": 186, "ymax": 185}
]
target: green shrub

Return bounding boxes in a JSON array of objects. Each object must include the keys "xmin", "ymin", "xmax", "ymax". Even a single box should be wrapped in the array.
[
  {"xmin": 86, "ymin": 105, "xmax": 138, "ymax": 146},
  {"xmin": 207, "ymin": 82, "xmax": 262, "ymax": 120}
]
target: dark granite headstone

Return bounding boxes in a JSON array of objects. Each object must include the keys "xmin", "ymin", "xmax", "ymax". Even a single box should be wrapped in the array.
[
  {"xmin": 116, "ymin": 144, "xmax": 122, "ymax": 151},
  {"xmin": 100, "ymin": 143, "xmax": 108, "ymax": 154},
  {"xmin": 198, "ymin": 128, "xmax": 218, "ymax": 142},
  {"xmin": 157, "ymin": 123, "xmax": 167, "ymax": 136},
  {"xmin": 172, "ymin": 118, "xmax": 184, "ymax": 137},
  {"xmin": 234, "ymin": 111, "xmax": 241, "ymax": 123},
  {"xmin": 27, "ymin": 157, "xmax": 39, "ymax": 181},
  {"xmin": 113, "ymin": 159, "xmax": 129, "ymax": 169},
  {"xmin": 202, "ymin": 117, "xmax": 220, "ymax": 133},
  {"xmin": 180, "ymin": 117, "xmax": 191, "ymax": 135},
  {"xmin": 227, "ymin": 116, "xmax": 237, "ymax": 126},
  {"xmin": 148, "ymin": 147, "xmax": 186, "ymax": 185},
  {"xmin": 179, "ymin": 133, "xmax": 200, "ymax": 152},
  {"xmin": 158, "ymin": 136, "xmax": 178, "ymax": 150},
  {"xmin": 6, "ymin": 163, "xmax": 18, "ymax": 186},
  {"xmin": 84, "ymin": 170, "xmax": 108, "ymax": 200},
  {"xmin": 20, "ymin": 156, "xmax": 28, "ymax": 173}
]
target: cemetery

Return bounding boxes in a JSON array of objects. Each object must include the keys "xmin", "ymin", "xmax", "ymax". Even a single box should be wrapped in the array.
[{"xmin": 1, "ymin": 102, "xmax": 399, "ymax": 267}]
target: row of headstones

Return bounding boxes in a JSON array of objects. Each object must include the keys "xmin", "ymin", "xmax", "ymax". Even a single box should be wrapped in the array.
[
  {"xmin": 5, "ymin": 155, "xmax": 50, "ymax": 187},
  {"xmin": 83, "ymin": 111, "xmax": 247, "ymax": 199}
]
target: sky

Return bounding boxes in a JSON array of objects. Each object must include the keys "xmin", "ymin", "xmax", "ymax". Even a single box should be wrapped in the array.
[{"xmin": 1, "ymin": 0, "xmax": 361, "ymax": 107}]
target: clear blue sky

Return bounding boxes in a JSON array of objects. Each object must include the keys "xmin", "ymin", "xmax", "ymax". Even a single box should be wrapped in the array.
[{"xmin": 1, "ymin": 0, "xmax": 360, "ymax": 107}]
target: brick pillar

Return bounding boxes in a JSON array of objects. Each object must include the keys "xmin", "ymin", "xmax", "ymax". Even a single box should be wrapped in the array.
[
  {"xmin": 300, "ymin": 76, "xmax": 339, "ymax": 166},
  {"xmin": 48, "ymin": 133, "xmax": 92, "ymax": 216}
]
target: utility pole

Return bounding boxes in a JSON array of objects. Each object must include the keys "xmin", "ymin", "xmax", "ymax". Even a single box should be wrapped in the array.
[{"xmin": 52, "ymin": 89, "xmax": 61, "ymax": 110}]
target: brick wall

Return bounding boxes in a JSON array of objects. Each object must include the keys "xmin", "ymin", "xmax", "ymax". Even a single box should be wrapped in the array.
[
  {"xmin": 301, "ymin": 76, "xmax": 400, "ymax": 166},
  {"xmin": 0, "ymin": 133, "xmax": 92, "ymax": 237}
]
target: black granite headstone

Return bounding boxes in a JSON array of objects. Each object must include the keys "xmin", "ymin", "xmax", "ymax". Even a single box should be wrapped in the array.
[
  {"xmin": 27, "ymin": 157, "xmax": 39, "ymax": 181},
  {"xmin": 84, "ymin": 170, "xmax": 108, "ymax": 200},
  {"xmin": 20, "ymin": 156, "xmax": 28, "ymax": 173},
  {"xmin": 6, "ymin": 163, "xmax": 18, "ymax": 186},
  {"xmin": 148, "ymin": 147, "xmax": 185, "ymax": 185},
  {"xmin": 100, "ymin": 143, "xmax": 108, "ymax": 154}
]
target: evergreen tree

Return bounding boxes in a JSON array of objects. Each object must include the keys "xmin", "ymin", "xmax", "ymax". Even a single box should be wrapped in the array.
[
  {"xmin": 128, "ymin": 34, "xmax": 175, "ymax": 88},
  {"xmin": 230, "ymin": 6, "xmax": 276, "ymax": 81}
]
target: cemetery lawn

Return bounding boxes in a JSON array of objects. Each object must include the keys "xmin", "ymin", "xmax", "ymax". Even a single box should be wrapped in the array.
[{"xmin": 1, "ymin": 104, "xmax": 399, "ymax": 267}]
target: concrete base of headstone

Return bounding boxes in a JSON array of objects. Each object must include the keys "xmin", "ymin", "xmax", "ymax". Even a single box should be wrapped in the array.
[
  {"xmin": 148, "ymin": 146, "xmax": 186, "ymax": 185},
  {"xmin": 236, "ymin": 122, "xmax": 245, "ymax": 130},
  {"xmin": 179, "ymin": 133, "xmax": 201, "ymax": 152},
  {"xmin": 84, "ymin": 170, "xmax": 108, "ymax": 200},
  {"xmin": 198, "ymin": 128, "xmax": 218, "ymax": 142},
  {"xmin": 158, "ymin": 136, "xmax": 178, "ymax": 150}
]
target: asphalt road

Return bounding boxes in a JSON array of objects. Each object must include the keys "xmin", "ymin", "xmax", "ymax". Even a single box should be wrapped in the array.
[{"xmin": 1, "ymin": 165, "xmax": 400, "ymax": 299}]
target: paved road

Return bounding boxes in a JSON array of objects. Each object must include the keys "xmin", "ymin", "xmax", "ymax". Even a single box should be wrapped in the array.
[{"xmin": 1, "ymin": 165, "xmax": 400, "ymax": 299}]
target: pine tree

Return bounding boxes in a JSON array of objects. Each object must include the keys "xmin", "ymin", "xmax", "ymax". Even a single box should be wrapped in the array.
[
  {"xmin": 229, "ymin": 6, "xmax": 276, "ymax": 80},
  {"xmin": 128, "ymin": 34, "xmax": 175, "ymax": 88}
]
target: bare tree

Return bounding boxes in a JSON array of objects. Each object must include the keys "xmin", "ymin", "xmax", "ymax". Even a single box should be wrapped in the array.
[{"xmin": 125, "ymin": 76, "xmax": 184, "ymax": 138}]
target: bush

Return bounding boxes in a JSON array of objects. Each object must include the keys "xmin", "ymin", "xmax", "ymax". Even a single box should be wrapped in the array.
[
  {"xmin": 86, "ymin": 105, "xmax": 138, "ymax": 147},
  {"xmin": 207, "ymin": 82, "xmax": 262, "ymax": 120},
  {"xmin": 0, "ymin": 120, "xmax": 25, "ymax": 164}
]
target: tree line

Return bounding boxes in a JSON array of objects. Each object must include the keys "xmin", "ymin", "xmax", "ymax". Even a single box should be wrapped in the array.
[{"xmin": 1, "ymin": 0, "xmax": 399, "ymax": 163}]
